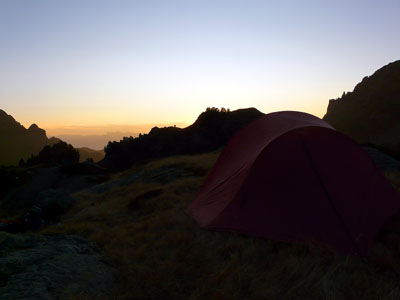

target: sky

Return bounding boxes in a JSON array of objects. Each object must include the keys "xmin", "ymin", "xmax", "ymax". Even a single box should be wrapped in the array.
[{"xmin": 1, "ymin": 0, "xmax": 399, "ymax": 145}]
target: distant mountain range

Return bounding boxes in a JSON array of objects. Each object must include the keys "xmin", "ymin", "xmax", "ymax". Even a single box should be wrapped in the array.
[
  {"xmin": 324, "ymin": 60, "xmax": 400, "ymax": 156},
  {"xmin": 0, "ymin": 110, "xmax": 104, "ymax": 166}
]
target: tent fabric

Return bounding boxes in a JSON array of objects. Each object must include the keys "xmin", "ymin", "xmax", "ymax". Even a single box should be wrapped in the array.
[{"xmin": 187, "ymin": 111, "xmax": 400, "ymax": 256}]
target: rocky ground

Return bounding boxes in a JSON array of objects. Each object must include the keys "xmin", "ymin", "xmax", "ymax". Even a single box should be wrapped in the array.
[{"xmin": 0, "ymin": 233, "xmax": 115, "ymax": 300}]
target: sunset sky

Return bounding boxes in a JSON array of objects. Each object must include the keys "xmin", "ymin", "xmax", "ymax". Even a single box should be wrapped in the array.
[{"xmin": 1, "ymin": 0, "xmax": 399, "ymax": 140}]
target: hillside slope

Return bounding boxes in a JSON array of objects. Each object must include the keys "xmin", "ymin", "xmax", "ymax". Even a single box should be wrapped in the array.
[
  {"xmin": 323, "ymin": 60, "xmax": 400, "ymax": 154},
  {"xmin": 77, "ymin": 147, "xmax": 105, "ymax": 163}
]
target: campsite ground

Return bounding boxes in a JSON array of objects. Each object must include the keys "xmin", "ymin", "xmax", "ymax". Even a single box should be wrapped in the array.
[{"xmin": 32, "ymin": 151, "xmax": 400, "ymax": 300}]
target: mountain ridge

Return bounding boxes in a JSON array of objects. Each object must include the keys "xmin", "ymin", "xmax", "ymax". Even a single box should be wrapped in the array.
[
  {"xmin": 323, "ymin": 60, "xmax": 400, "ymax": 155},
  {"xmin": 0, "ymin": 110, "xmax": 50, "ymax": 166},
  {"xmin": 0, "ymin": 110, "xmax": 104, "ymax": 166},
  {"xmin": 100, "ymin": 107, "xmax": 263, "ymax": 170}
]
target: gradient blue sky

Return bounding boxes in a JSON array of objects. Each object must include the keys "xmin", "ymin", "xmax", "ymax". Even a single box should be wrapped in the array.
[{"xmin": 1, "ymin": 0, "xmax": 399, "ymax": 135}]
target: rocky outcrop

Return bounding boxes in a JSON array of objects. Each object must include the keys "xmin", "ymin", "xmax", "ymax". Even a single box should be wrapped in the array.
[
  {"xmin": 323, "ymin": 60, "xmax": 400, "ymax": 155},
  {"xmin": 1, "ymin": 163, "xmax": 109, "ymax": 209},
  {"xmin": 2, "ymin": 187, "xmax": 76, "ymax": 231},
  {"xmin": 1, "ymin": 167, "xmax": 61, "ymax": 210},
  {"xmin": 0, "ymin": 233, "xmax": 115, "ymax": 299},
  {"xmin": 32, "ymin": 189, "xmax": 75, "ymax": 223}
]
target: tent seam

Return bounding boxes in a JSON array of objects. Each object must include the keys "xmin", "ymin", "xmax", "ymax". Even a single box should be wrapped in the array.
[{"xmin": 300, "ymin": 136, "xmax": 362, "ymax": 256}]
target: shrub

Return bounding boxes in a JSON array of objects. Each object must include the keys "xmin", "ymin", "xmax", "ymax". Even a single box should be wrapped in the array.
[{"xmin": 26, "ymin": 141, "xmax": 79, "ymax": 166}]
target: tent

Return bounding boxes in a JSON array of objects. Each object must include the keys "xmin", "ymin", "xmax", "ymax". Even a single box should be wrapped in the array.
[{"xmin": 187, "ymin": 111, "xmax": 400, "ymax": 256}]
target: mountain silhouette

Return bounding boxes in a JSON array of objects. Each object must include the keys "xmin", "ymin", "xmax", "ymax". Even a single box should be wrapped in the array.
[
  {"xmin": 77, "ymin": 147, "xmax": 105, "ymax": 163},
  {"xmin": 0, "ymin": 110, "xmax": 57, "ymax": 166},
  {"xmin": 101, "ymin": 107, "xmax": 263, "ymax": 170},
  {"xmin": 323, "ymin": 60, "xmax": 400, "ymax": 155},
  {"xmin": 0, "ymin": 110, "xmax": 102, "ymax": 166}
]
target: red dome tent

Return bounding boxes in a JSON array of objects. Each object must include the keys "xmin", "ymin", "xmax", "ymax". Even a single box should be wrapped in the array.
[{"xmin": 187, "ymin": 111, "xmax": 400, "ymax": 256}]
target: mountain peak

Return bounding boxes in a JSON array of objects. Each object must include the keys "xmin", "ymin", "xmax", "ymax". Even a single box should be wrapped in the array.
[
  {"xmin": 0, "ymin": 109, "xmax": 19, "ymax": 130},
  {"xmin": 0, "ymin": 113, "xmax": 50, "ymax": 166},
  {"xmin": 28, "ymin": 123, "xmax": 40, "ymax": 130},
  {"xmin": 27, "ymin": 123, "xmax": 47, "ymax": 138}
]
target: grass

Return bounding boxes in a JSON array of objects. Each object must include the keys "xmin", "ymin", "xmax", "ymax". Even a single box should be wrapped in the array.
[
  {"xmin": 36, "ymin": 151, "xmax": 400, "ymax": 299},
  {"xmin": 386, "ymin": 171, "xmax": 400, "ymax": 192}
]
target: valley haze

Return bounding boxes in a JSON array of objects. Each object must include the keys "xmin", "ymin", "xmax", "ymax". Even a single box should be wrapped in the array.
[{"xmin": 44, "ymin": 122, "xmax": 188, "ymax": 149}]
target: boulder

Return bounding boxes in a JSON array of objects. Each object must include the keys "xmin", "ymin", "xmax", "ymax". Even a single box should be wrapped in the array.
[{"xmin": 34, "ymin": 188, "xmax": 75, "ymax": 221}]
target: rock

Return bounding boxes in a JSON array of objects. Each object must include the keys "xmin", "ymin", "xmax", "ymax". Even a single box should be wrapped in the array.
[
  {"xmin": 23, "ymin": 206, "xmax": 45, "ymax": 230},
  {"xmin": 3, "ymin": 185, "xmax": 76, "ymax": 231},
  {"xmin": 363, "ymin": 146, "xmax": 400, "ymax": 172},
  {"xmin": 34, "ymin": 188, "xmax": 75, "ymax": 221},
  {"xmin": 16, "ymin": 188, "xmax": 76, "ymax": 230},
  {"xmin": 1, "ymin": 167, "xmax": 60, "ymax": 210},
  {"xmin": 1, "ymin": 164, "xmax": 103, "ymax": 212},
  {"xmin": 0, "ymin": 233, "xmax": 115, "ymax": 299}
]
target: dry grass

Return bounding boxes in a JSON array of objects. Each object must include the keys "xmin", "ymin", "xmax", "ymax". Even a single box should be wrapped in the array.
[
  {"xmin": 386, "ymin": 171, "xmax": 400, "ymax": 192},
  {"xmin": 39, "ymin": 153, "xmax": 400, "ymax": 300}
]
